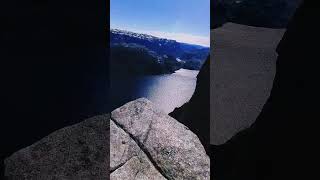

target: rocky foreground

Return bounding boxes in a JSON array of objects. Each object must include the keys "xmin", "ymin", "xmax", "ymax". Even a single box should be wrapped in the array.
[{"xmin": 4, "ymin": 98, "xmax": 209, "ymax": 179}]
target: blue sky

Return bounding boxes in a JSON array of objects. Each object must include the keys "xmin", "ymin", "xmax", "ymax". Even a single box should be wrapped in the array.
[{"xmin": 110, "ymin": 0, "xmax": 210, "ymax": 47}]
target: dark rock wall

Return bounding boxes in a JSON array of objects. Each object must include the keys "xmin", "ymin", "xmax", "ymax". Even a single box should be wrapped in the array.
[{"xmin": 0, "ymin": 0, "xmax": 109, "ymax": 177}]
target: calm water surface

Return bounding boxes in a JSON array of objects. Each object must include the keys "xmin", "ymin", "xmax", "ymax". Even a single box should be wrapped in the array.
[{"xmin": 110, "ymin": 69, "xmax": 199, "ymax": 113}]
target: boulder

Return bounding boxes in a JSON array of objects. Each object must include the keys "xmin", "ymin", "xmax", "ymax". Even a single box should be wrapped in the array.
[{"xmin": 111, "ymin": 98, "xmax": 210, "ymax": 179}]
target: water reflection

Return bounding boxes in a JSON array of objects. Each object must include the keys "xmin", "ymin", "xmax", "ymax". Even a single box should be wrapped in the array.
[{"xmin": 110, "ymin": 69, "xmax": 199, "ymax": 113}]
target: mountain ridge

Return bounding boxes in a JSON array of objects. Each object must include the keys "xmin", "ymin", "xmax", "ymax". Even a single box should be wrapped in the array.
[
  {"xmin": 111, "ymin": 28, "xmax": 209, "ymax": 48},
  {"xmin": 110, "ymin": 29, "xmax": 209, "ymax": 72}
]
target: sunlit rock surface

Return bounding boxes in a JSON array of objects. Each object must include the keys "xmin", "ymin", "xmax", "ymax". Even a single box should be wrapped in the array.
[
  {"xmin": 111, "ymin": 98, "xmax": 210, "ymax": 180},
  {"xmin": 4, "ymin": 98, "xmax": 209, "ymax": 179}
]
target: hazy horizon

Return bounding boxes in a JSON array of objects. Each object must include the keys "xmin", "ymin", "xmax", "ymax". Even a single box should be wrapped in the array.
[
  {"xmin": 111, "ymin": 0, "xmax": 210, "ymax": 47},
  {"xmin": 111, "ymin": 27, "xmax": 210, "ymax": 47}
]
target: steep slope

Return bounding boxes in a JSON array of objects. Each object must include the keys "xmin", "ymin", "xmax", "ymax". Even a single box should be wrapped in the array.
[
  {"xmin": 110, "ymin": 44, "xmax": 182, "ymax": 76},
  {"xmin": 170, "ymin": 56, "xmax": 210, "ymax": 154}
]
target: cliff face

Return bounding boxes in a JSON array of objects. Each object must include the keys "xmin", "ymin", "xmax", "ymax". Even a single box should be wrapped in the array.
[
  {"xmin": 170, "ymin": 56, "xmax": 210, "ymax": 154},
  {"xmin": 212, "ymin": 1, "xmax": 320, "ymax": 179},
  {"xmin": 212, "ymin": 0, "xmax": 302, "ymax": 28}
]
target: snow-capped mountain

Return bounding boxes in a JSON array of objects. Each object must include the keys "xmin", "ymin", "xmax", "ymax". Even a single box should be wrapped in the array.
[
  {"xmin": 111, "ymin": 29, "xmax": 175, "ymax": 43},
  {"xmin": 110, "ymin": 29, "xmax": 209, "ymax": 61},
  {"xmin": 110, "ymin": 29, "xmax": 181, "ymax": 57}
]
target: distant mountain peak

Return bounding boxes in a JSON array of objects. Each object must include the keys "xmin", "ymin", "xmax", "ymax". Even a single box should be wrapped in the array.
[{"xmin": 110, "ymin": 29, "xmax": 175, "ymax": 43}]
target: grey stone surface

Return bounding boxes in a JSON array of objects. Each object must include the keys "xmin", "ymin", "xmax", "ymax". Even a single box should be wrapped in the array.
[
  {"xmin": 4, "ymin": 98, "xmax": 209, "ymax": 180},
  {"xmin": 111, "ymin": 98, "xmax": 210, "ymax": 180},
  {"xmin": 110, "ymin": 120, "xmax": 165, "ymax": 180},
  {"xmin": 211, "ymin": 23, "xmax": 285, "ymax": 145},
  {"xmin": 4, "ymin": 114, "xmax": 110, "ymax": 180},
  {"xmin": 110, "ymin": 151, "xmax": 166, "ymax": 180},
  {"xmin": 110, "ymin": 120, "xmax": 139, "ymax": 172}
]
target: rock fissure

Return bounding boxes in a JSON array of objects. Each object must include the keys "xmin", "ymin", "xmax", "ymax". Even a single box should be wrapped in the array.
[
  {"xmin": 143, "ymin": 120, "xmax": 153, "ymax": 144},
  {"xmin": 110, "ymin": 117, "xmax": 170, "ymax": 180},
  {"xmin": 133, "ymin": 165, "xmax": 141, "ymax": 179},
  {"xmin": 110, "ymin": 155, "xmax": 137, "ymax": 173}
]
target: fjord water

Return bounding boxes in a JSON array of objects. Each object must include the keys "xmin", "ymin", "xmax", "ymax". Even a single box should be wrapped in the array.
[{"xmin": 110, "ymin": 69, "xmax": 199, "ymax": 113}]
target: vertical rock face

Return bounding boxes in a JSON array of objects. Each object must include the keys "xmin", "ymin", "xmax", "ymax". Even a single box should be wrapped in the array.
[
  {"xmin": 169, "ymin": 56, "xmax": 210, "ymax": 154},
  {"xmin": 111, "ymin": 98, "xmax": 210, "ymax": 180},
  {"xmin": 4, "ymin": 115, "xmax": 110, "ymax": 180}
]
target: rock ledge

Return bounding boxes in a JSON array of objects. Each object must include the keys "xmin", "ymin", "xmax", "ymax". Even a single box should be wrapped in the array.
[{"xmin": 4, "ymin": 98, "xmax": 209, "ymax": 180}]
